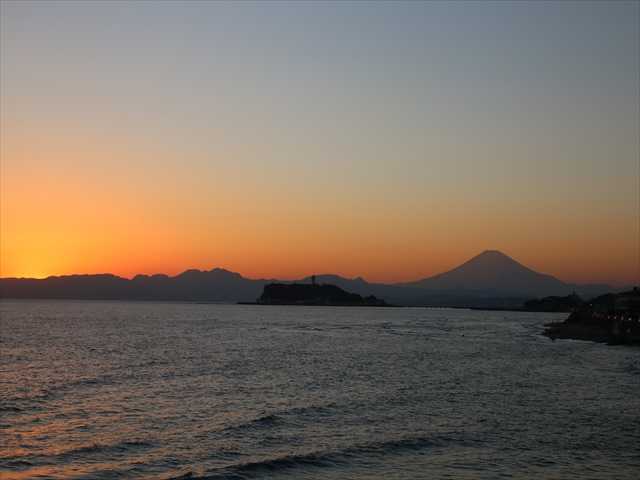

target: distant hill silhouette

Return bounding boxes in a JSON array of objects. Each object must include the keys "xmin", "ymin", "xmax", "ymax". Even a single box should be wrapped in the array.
[
  {"xmin": 0, "ymin": 250, "xmax": 618, "ymax": 306},
  {"xmin": 523, "ymin": 293, "xmax": 585, "ymax": 312},
  {"xmin": 0, "ymin": 269, "xmax": 269, "ymax": 302}
]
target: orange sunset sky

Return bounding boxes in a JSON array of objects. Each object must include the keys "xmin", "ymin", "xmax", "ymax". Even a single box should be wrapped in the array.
[{"xmin": 1, "ymin": 1, "xmax": 638, "ymax": 286}]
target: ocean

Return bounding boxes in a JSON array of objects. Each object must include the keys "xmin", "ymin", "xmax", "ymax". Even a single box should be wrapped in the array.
[{"xmin": 1, "ymin": 300, "xmax": 639, "ymax": 479}]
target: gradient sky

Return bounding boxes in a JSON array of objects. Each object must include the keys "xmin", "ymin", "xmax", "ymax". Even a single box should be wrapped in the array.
[{"xmin": 1, "ymin": 1, "xmax": 638, "ymax": 285}]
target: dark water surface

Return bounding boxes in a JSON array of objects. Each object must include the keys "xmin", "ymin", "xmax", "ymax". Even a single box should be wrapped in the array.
[{"xmin": 1, "ymin": 300, "xmax": 639, "ymax": 479}]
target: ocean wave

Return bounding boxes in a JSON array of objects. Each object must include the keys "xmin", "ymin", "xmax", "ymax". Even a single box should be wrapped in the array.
[
  {"xmin": 61, "ymin": 440, "xmax": 153, "ymax": 457},
  {"xmin": 279, "ymin": 402, "xmax": 340, "ymax": 420},
  {"xmin": 0, "ymin": 440, "xmax": 155, "ymax": 469},
  {"xmin": 0, "ymin": 404, "xmax": 24, "ymax": 414},
  {"xmin": 622, "ymin": 361, "xmax": 640, "ymax": 376},
  {"xmin": 176, "ymin": 436, "xmax": 438, "ymax": 479},
  {"xmin": 1, "ymin": 458, "xmax": 34, "ymax": 468},
  {"xmin": 4, "ymin": 389, "xmax": 53, "ymax": 405},
  {"xmin": 223, "ymin": 413, "xmax": 281, "ymax": 433},
  {"xmin": 221, "ymin": 402, "xmax": 341, "ymax": 435},
  {"xmin": 4, "ymin": 375, "xmax": 115, "ymax": 409}
]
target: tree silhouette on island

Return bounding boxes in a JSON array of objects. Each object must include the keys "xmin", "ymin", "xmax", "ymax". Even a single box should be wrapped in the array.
[{"xmin": 255, "ymin": 282, "xmax": 390, "ymax": 306}]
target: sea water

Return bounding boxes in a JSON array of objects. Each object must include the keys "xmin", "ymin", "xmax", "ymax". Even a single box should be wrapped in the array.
[{"xmin": 1, "ymin": 300, "xmax": 639, "ymax": 479}]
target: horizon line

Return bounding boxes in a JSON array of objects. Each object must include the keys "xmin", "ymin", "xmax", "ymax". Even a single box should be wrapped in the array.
[{"xmin": 0, "ymin": 259, "xmax": 633, "ymax": 289}]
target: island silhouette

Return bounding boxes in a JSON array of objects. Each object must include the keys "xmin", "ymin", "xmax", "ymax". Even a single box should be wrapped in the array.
[{"xmin": 254, "ymin": 278, "xmax": 390, "ymax": 307}]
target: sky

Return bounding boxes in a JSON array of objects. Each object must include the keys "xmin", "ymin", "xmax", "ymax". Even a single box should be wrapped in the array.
[{"xmin": 1, "ymin": 0, "xmax": 638, "ymax": 285}]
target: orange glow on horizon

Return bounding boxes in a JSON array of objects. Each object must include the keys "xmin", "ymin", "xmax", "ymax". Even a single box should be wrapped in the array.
[{"xmin": 1, "ymin": 114, "xmax": 638, "ymax": 288}]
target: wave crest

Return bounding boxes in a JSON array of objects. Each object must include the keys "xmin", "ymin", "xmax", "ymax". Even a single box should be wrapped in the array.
[{"xmin": 179, "ymin": 436, "xmax": 438, "ymax": 479}]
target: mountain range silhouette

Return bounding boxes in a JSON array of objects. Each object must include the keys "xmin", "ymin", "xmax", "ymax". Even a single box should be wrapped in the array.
[{"xmin": 0, "ymin": 250, "xmax": 616, "ymax": 307}]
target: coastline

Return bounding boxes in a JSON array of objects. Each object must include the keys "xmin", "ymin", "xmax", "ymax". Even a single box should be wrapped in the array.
[{"xmin": 543, "ymin": 311, "xmax": 640, "ymax": 346}]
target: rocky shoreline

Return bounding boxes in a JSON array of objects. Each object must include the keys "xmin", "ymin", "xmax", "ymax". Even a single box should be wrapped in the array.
[{"xmin": 542, "ymin": 288, "xmax": 640, "ymax": 345}]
